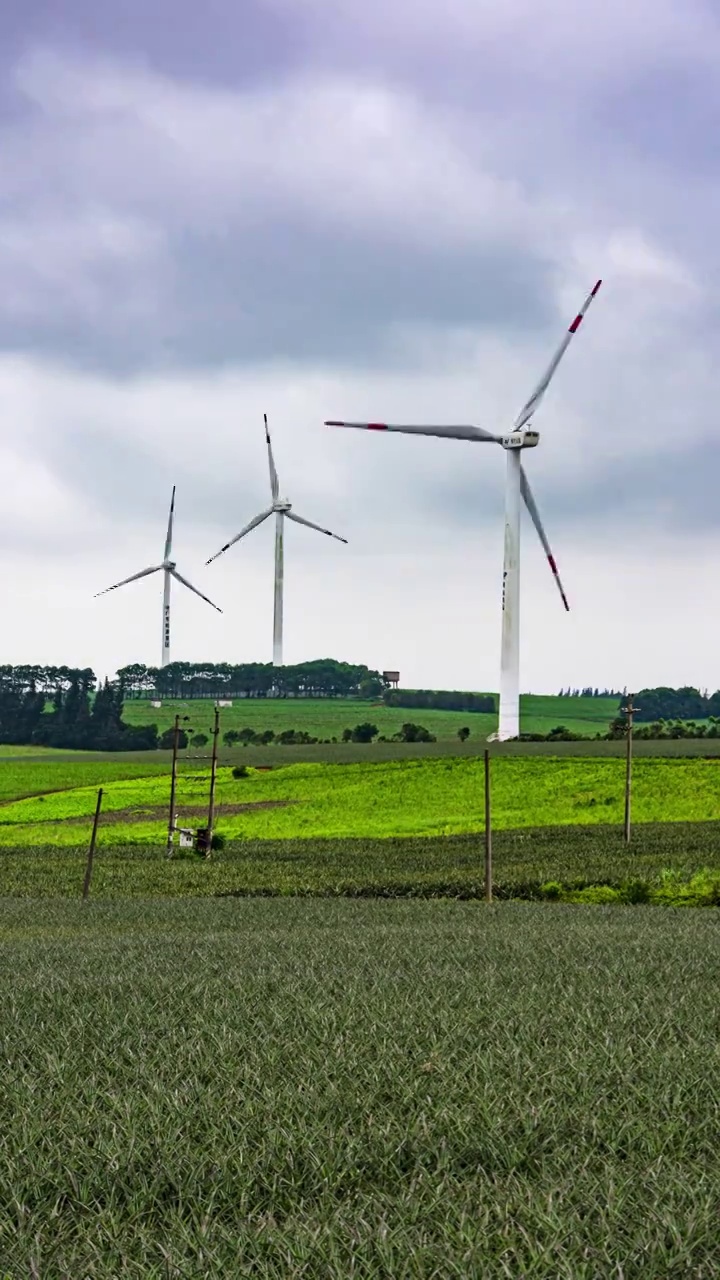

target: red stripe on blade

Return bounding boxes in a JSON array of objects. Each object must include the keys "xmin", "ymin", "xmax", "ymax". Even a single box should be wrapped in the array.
[
  {"xmin": 367, "ymin": 423, "xmax": 388, "ymax": 430},
  {"xmin": 548, "ymin": 554, "xmax": 558, "ymax": 573},
  {"xmin": 568, "ymin": 314, "xmax": 583, "ymax": 333},
  {"xmin": 591, "ymin": 279, "xmax": 602, "ymax": 296}
]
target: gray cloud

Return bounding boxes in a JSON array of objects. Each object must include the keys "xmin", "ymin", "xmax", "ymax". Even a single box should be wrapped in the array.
[{"xmin": 0, "ymin": 9, "xmax": 718, "ymax": 686}]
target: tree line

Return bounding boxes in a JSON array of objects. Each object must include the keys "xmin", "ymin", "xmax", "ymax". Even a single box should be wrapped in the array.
[
  {"xmin": 382, "ymin": 689, "xmax": 495, "ymax": 714},
  {"xmin": 557, "ymin": 687, "xmax": 625, "ymax": 699},
  {"xmin": 633, "ymin": 687, "xmax": 720, "ymax": 722},
  {"xmin": 0, "ymin": 668, "xmax": 158, "ymax": 751},
  {"xmin": 116, "ymin": 660, "xmax": 386, "ymax": 700}
]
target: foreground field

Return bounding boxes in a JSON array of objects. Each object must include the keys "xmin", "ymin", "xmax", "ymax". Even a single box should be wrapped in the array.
[
  {"xmin": 1, "ymin": 898, "xmax": 717, "ymax": 1276},
  {"xmin": 2, "ymin": 823, "xmax": 719, "ymax": 900},
  {"xmin": 121, "ymin": 692, "xmax": 620, "ymax": 740},
  {"xmin": 1, "ymin": 755, "xmax": 718, "ymax": 847}
]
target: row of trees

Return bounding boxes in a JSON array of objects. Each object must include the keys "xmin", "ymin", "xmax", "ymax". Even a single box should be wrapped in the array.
[
  {"xmin": 0, "ymin": 672, "xmax": 158, "ymax": 751},
  {"xmin": 206, "ymin": 722, "xmax": 443, "ymax": 747},
  {"xmin": 0, "ymin": 665, "xmax": 97, "ymax": 695},
  {"xmin": 116, "ymin": 660, "xmax": 385, "ymax": 700},
  {"xmin": 557, "ymin": 687, "xmax": 625, "ymax": 699},
  {"xmin": 633, "ymin": 687, "xmax": 720, "ymax": 722},
  {"xmin": 607, "ymin": 716, "xmax": 720, "ymax": 740},
  {"xmin": 382, "ymin": 689, "xmax": 495, "ymax": 714}
]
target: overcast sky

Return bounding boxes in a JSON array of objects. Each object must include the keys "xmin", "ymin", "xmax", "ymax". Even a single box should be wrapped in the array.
[{"xmin": 2, "ymin": 0, "xmax": 719, "ymax": 692}]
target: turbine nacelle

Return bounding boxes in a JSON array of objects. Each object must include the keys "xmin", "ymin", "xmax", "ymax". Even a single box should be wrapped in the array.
[
  {"xmin": 501, "ymin": 431, "xmax": 539, "ymax": 451},
  {"xmin": 273, "ymin": 500, "xmax": 292, "ymax": 513},
  {"xmin": 163, "ymin": 559, "xmax": 177, "ymax": 571}
]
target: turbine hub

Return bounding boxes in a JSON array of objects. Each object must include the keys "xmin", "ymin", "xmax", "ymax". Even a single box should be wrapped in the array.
[
  {"xmin": 164, "ymin": 560, "xmax": 176, "ymax": 570},
  {"xmin": 501, "ymin": 430, "xmax": 539, "ymax": 450},
  {"xmin": 273, "ymin": 500, "xmax": 291, "ymax": 513}
]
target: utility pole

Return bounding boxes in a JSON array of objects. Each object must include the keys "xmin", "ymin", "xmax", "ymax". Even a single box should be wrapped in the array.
[
  {"xmin": 484, "ymin": 749, "xmax": 493, "ymax": 904},
  {"xmin": 82, "ymin": 788, "xmax": 103, "ymax": 900},
  {"xmin": 166, "ymin": 714, "xmax": 190, "ymax": 857},
  {"xmin": 206, "ymin": 703, "xmax": 221, "ymax": 857},
  {"xmin": 622, "ymin": 694, "xmax": 640, "ymax": 846}
]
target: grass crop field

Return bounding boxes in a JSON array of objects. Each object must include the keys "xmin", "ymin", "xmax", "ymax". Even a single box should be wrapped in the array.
[
  {"xmin": 121, "ymin": 692, "xmax": 620, "ymax": 741},
  {"xmin": 0, "ymin": 757, "xmax": 195, "ymax": 806},
  {"xmin": 1, "ymin": 755, "xmax": 718, "ymax": 848},
  {"xmin": 2, "ymin": 823, "xmax": 720, "ymax": 901},
  {"xmin": 1, "ymin": 898, "xmax": 718, "ymax": 1276}
]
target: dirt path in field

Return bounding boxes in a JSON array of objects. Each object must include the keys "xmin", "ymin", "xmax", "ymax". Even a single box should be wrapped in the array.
[
  {"xmin": 2, "ymin": 800, "xmax": 293, "ymax": 827},
  {"xmin": 102, "ymin": 800, "xmax": 293, "ymax": 826}
]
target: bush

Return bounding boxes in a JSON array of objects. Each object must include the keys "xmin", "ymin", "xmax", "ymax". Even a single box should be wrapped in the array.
[
  {"xmin": 191, "ymin": 733, "xmax": 209, "ymax": 748},
  {"xmin": 350, "ymin": 722, "xmax": 379, "ymax": 743},
  {"xmin": 159, "ymin": 727, "xmax": 188, "ymax": 750},
  {"xmin": 394, "ymin": 722, "xmax": 437, "ymax": 743},
  {"xmin": 210, "ymin": 832, "xmax": 226, "ymax": 851},
  {"xmin": 232, "ymin": 765, "xmax": 249, "ymax": 779}
]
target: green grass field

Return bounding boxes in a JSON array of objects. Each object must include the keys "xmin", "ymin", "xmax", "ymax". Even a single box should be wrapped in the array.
[
  {"xmin": 1, "ymin": 898, "xmax": 717, "ymax": 1276},
  {"xmin": 1, "ymin": 756, "xmax": 718, "ymax": 848},
  {"xmin": 0, "ymin": 758, "xmax": 193, "ymax": 805},
  {"xmin": 121, "ymin": 692, "xmax": 620, "ymax": 741},
  {"xmin": 2, "ymin": 824, "xmax": 719, "ymax": 901}
]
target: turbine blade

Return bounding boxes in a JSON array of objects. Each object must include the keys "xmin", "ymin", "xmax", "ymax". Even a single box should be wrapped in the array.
[
  {"xmin": 286, "ymin": 511, "xmax": 348, "ymax": 543},
  {"xmin": 163, "ymin": 485, "xmax": 176, "ymax": 561},
  {"xmin": 94, "ymin": 565, "xmax": 163, "ymax": 597},
  {"xmin": 513, "ymin": 279, "xmax": 602, "ymax": 431},
  {"xmin": 520, "ymin": 465, "xmax": 570, "ymax": 611},
  {"xmin": 325, "ymin": 421, "xmax": 500, "ymax": 443},
  {"xmin": 264, "ymin": 414, "xmax": 280, "ymax": 501},
  {"xmin": 205, "ymin": 508, "xmax": 274, "ymax": 565},
  {"xmin": 170, "ymin": 568, "xmax": 223, "ymax": 612}
]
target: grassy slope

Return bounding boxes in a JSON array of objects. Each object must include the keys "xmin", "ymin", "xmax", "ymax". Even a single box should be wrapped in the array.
[
  {"xmin": 120, "ymin": 692, "xmax": 620, "ymax": 740},
  {"xmin": 1, "ymin": 898, "xmax": 717, "ymax": 1275},
  {"xmin": 1, "ymin": 756, "xmax": 719, "ymax": 846},
  {"xmin": 0, "ymin": 758, "xmax": 195, "ymax": 805}
]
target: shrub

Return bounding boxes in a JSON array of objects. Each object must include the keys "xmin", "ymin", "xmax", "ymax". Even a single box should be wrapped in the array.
[
  {"xmin": 232, "ymin": 765, "xmax": 249, "ymax": 779},
  {"xmin": 394, "ymin": 723, "xmax": 437, "ymax": 743},
  {"xmin": 350, "ymin": 722, "xmax": 379, "ymax": 743}
]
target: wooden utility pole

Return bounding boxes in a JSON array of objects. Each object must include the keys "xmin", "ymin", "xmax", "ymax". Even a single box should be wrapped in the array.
[
  {"xmin": 484, "ymin": 749, "xmax": 493, "ymax": 903},
  {"xmin": 82, "ymin": 788, "xmax": 103, "ymax": 900},
  {"xmin": 166, "ymin": 714, "xmax": 182, "ymax": 857},
  {"xmin": 206, "ymin": 703, "xmax": 221, "ymax": 857},
  {"xmin": 622, "ymin": 694, "xmax": 640, "ymax": 845}
]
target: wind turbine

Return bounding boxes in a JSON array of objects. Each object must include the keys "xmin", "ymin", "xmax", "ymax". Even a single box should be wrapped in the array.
[
  {"xmin": 326, "ymin": 279, "xmax": 601, "ymax": 740},
  {"xmin": 95, "ymin": 486, "xmax": 222, "ymax": 668},
  {"xmin": 206, "ymin": 415, "xmax": 348, "ymax": 667}
]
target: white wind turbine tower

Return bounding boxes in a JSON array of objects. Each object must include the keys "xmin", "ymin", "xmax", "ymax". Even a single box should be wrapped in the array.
[
  {"xmin": 326, "ymin": 280, "xmax": 601, "ymax": 740},
  {"xmin": 206, "ymin": 415, "xmax": 348, "ymax": 666},
  {"xmin": 95, "ymin": 486, "xmax": 222, "ymax": 668}
]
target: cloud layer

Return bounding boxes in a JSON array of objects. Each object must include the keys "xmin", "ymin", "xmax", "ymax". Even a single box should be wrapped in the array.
[{"xmin": 0, "ymin": 0, "xmax": 719, "ymax": 690}]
